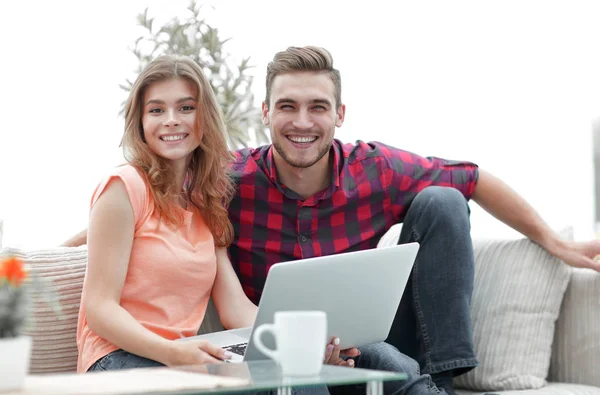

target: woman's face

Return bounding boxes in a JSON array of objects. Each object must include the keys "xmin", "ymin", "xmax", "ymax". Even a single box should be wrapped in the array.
[{"xmin": 141, "ymin": 78, "xmax": 202, "ymax": 169}]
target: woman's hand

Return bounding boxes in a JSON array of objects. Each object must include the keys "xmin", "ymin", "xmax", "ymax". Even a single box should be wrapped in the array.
[{"xmin": 166, "ymin": 339, "xmax": 232, "ymax": 366}]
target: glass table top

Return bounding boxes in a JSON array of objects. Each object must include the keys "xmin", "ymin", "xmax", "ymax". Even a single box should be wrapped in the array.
[{"xmin": 154, "ymin": 360, "xmax": 408, "ymax": 394}]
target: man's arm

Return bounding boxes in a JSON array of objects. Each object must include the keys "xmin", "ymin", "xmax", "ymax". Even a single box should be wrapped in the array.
[
  {"xmin": 61, "ymin": 229, "xmax": 88, "ymax": 247},
  {"xmin": 472, "ymin": 169, "xmax": 600, "ymax": 271}
]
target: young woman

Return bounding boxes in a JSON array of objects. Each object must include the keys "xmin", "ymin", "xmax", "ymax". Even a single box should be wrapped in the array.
[{"xmin": 76, "ymin": 55, "xmax": 258, "ymax": 373}]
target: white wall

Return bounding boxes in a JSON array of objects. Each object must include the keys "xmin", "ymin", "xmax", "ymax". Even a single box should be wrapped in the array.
[{"xmin": 0, "ymin": 0, "xmax": 598, "ymax": 248}]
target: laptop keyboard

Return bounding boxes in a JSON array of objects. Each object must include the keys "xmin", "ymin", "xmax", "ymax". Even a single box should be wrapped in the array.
[{"xmin": 222, "ymin": 342, "xmax": 248, "ymax": 356}]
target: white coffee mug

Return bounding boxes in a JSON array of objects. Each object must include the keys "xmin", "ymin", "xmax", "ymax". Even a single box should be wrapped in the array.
[{"xmin": 253, "ymin": 310, "xmax": 327, "ymax": 376}]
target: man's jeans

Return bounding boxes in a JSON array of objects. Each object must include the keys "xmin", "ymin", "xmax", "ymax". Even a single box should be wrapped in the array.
[
  {"xmin": 385, "ymin": 186, "xmax": 478, "ymax": 376},
  {"xmin": 331, "ymin": 342, "xmax": 443, "ymax": 395}
]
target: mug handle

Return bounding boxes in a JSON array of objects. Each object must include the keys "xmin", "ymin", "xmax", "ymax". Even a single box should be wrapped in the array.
[{"xmin": 252, "ymin": 323, "xmax": 279, "ymax": 362}]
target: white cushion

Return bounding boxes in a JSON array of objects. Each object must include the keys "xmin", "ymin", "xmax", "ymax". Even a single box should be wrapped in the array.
[
  {"xmin": 0, "ymin": 219, "xmax": 3, "ymax": 249},
  {"xmin": 377, "ymin": 224, "xmax": 574, "ymax": 390},
  {"xmin": 1, "ymin": 246, "xmax": 87, "ymax": 373},
  {"xmin": 549, "ymin": 268, "xmax": 600, "ymax": 387},
  {"xmin": 454, "ymin": 230, "xmax": 572, "ymax": 391}
]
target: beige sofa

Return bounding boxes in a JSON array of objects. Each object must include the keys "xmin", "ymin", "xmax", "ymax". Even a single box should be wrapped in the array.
[{"xmin": 0, "ymin": 221, "xmax": 598, "ymax": 394}]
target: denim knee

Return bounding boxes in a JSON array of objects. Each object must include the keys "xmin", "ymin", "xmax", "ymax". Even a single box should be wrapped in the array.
[
  {"xmin": 413, "ymin": 187, "xmax": 468, "ymax": 214},
  {"xmin": 408, "ymin": 186, "xmax": 470, "ymax": 230}
]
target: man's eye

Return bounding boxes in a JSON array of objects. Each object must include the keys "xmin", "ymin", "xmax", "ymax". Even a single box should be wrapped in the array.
[
  {"xmin": 313, "ymin": 105, "xmax": 327, "ymax": 110},
  {"xmin": 280, "ymin": 105, "xmax": 294, "ymax": 110}
]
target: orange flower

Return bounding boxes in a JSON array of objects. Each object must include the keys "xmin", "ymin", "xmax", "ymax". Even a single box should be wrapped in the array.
[{"xmin": 0, "ymin": 256, "xmax": 27, "ymax": 286}]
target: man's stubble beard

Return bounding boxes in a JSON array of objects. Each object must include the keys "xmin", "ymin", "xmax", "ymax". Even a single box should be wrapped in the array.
[{"xmin": 272, "ymin": 138, "xmax": 332, "ymax": 169}]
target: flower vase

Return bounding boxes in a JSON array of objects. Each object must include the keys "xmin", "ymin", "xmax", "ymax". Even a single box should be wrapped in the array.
[{"xmin": 0, "ymin": 336, "xmax": 31, "ymax": 392}]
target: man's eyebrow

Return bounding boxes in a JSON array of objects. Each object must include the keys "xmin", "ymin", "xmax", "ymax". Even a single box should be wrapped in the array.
[
  {"xmin": 145, "ymin": 96, "xmax": 197, "ymax": 106},
  {"xmin": 311, "ymin": 99, "xmax": 332, "ymax": 106},
  {"xmin": 274, "ymin": 98, "xmax": 332, "ymax": 106},
  {"xmin": 274, "ymin": 98, "xmax": 296, "ymax": 106}
]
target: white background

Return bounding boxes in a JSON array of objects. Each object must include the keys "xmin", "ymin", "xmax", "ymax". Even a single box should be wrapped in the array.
[{"xmin": 1, "ymin": 0, "xmax": 599, "ymax": 248}]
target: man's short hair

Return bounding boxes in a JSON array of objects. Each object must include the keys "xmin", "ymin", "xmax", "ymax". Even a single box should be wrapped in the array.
[{"xmin": 265, "ymin": 46, "xmax": 342, "ymax": 108}]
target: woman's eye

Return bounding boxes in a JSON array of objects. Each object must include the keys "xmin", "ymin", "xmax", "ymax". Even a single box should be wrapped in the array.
[
  {"xmin": 181, "ymin": 105, "xmax": 196, "ymax": 111},
  {"xmin": 149, "ymin": 108, "xmax": 163, "ymax": 114}
]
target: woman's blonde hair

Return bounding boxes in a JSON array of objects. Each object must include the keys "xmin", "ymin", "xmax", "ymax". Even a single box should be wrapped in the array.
[{"xmin": 122, "ymin": 54, "xmax": 234, "ymax": 247}]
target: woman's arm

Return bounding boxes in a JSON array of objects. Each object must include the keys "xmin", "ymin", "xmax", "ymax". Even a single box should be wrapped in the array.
[
  {"xmin": 84, "ymin": 180, "xmax": 226, "ymax": 366},
  {"xmin": 85, "ymin": 179, "xmax": 175, "ymax": 363},
  {"xmin": 211, "ymin": 248, "xmax": 258, "ymax": 329}
]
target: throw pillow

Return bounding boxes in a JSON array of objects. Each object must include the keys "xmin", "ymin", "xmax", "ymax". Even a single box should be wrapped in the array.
[
  {"xmin": 454, "ymin": 229, "xmax": 572, "ymax": 391},
  {"xmin": 1, "ymin": 245, "xmax": 87, "ymax": 374},
  {"xmin": 549, "ymin": 268, "xmax": 600, "ymax": 387}
]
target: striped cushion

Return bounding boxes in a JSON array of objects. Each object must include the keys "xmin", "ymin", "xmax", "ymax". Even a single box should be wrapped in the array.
[
  {"xmin": 549, "ymin": 268, "xmax": 600, "ymax": 386},
  {"xmin": 1, "ymin": 246, "xmax": 87, "ymax": 373},
  {"xmin": 454, "ymin": 232, "xmax": 572, "ymax": 391}
]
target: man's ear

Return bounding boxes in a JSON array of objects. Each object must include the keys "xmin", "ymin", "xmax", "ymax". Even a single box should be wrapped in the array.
[
  {"xmin": 261, "ymin": 102, "xmax": 270, "ymax": 126},
  {"xmin": 335, "ymin": 104, "xmax": 346, "ymax": 127}
]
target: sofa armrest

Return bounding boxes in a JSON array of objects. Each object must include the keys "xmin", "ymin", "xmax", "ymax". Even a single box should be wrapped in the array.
[{"xmin": 550, "ymin": 268, "xmax": 600, "ymax": 386}]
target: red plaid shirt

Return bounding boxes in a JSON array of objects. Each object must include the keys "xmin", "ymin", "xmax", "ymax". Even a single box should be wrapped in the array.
[{"xmin": 228, "ymin": 139, "xmax": 478, "ymax": 303}]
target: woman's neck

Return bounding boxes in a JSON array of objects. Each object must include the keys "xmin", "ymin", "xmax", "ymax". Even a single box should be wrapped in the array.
[{"xmin": 172, "ymin": 162, "xmax": 189, "ymax": 209}]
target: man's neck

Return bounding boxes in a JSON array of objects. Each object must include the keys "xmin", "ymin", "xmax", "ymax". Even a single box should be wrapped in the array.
[{"xmin": 274, "ymin": 155, "xmax": 331, "ymax": 200}]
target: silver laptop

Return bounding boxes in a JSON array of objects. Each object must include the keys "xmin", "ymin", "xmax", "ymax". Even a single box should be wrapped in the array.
[{"xmin": 181, "ymin": 243, "xmax": 419, "ymax": 362}]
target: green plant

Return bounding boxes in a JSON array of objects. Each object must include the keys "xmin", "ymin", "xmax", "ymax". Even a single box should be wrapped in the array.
[
  {"xmin": 0, "ymin": 255, "xmax": 62, "ymax": 338},
  {"xmin": 0, "ymin": 256, "xmax": 29, "ymax": 337},
  {"xmin": 123, "ymin": 0, "xmax": 269, "ymax": 149}
]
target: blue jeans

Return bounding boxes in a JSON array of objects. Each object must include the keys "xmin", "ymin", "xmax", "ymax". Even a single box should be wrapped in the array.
[
  {"xmin": 386, "ymin": 186, "xmax": 478, "ymax": 376},
  {"xmin": 88, "ymin": 349, "xmax": 328, "ymax": 395},
  {"xmin": 329, "ymin": 342, "xmax": 443, "ymax": 395}
]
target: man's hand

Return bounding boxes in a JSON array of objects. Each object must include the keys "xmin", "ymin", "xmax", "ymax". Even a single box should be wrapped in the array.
[
  {"xmin": 61, "ymin": 229, "xmax": 88, "ymax": 247},
  {"xmin": 323, "ymin": 337, "xmax": 360, "ymax": 367},
  {"xmin": 551, "ymin": 239, "xmax": 600, "ymax": 272}
]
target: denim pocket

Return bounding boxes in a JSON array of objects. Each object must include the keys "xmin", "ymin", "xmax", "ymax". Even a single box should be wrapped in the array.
[{"xmin": 95, "ymin": 349, "xmax": 130, "ymax": 371}]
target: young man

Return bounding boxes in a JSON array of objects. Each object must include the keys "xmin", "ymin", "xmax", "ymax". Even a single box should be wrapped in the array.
[
  {"xmin": 65, "ymin": 46, "xmax": 600, "ymax": 395},
  {"xmin": 224, "ymin": 46, "xmax": 600, "ymax": 393}
]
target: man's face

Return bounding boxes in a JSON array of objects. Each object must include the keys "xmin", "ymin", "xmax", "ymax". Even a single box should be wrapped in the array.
[{"xmin": 262, "ymin": 71, "xmax": 345, "ymax": 169}]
